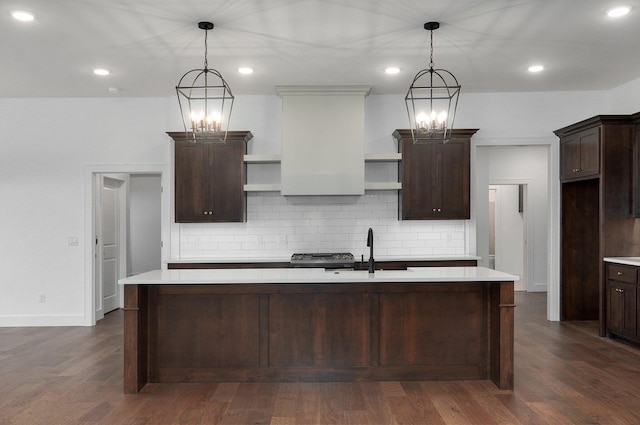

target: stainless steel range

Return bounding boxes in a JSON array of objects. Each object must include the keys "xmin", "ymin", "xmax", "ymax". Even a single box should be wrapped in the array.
[{"xmin": 290, "ymin": 252, "xmax": 355, "ymax": 269}]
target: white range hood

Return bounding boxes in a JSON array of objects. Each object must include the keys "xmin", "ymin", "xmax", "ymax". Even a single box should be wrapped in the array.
[{"xmin": 276, "ymin": 86, "xmax": 371, "ymax": 196}]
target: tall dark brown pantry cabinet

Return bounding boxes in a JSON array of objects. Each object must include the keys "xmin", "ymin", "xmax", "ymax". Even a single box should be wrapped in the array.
[
  {"xmin": 555, "ymin": 115, "xmax": 639, "ymax": 331},
  {"xmin": 394, "ymin": 129, "xmax": 478, "ymax": 220},
  {"xmin": 168, "ymin": 131, "xmax": 252, "ymax": 223}
]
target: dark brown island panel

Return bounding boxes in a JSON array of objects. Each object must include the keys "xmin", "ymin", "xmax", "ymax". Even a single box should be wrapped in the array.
[{"xmin": 123, "ymin": 273, "xmax": 514, "ymax": 393}]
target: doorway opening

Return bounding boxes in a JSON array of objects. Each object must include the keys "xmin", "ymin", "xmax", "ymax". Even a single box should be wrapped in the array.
[
  {"xmin": 85, "ymin": 165, "xmax": 166, "ymax": 326},
  {"xmin": 489, "ymin": 184, "xmax": 529, "ymax": 291}
]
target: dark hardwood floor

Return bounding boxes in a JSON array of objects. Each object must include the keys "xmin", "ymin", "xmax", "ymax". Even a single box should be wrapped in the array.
[{"xmin": 1, "ymin": 292, "xmax": 640, "ymax": 424}]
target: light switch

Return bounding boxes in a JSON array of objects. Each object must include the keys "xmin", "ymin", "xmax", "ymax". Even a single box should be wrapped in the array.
[{"xmin": 68, "ymin": 236, "xmax": 79, "ymax": 246}]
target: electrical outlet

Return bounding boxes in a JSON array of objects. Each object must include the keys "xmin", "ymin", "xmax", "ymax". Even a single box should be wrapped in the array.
[{"xmin": 38, "ymin": 293, "xmax": 46, "ymax": 303}]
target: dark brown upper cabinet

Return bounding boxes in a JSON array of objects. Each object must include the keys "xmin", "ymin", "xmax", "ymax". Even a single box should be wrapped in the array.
[
  {"xmin": 394, "ymin": 129, "xmax": 478, "ymax": 220},
  {"xmin": 559, "ymin": 126, "xmax": 600, "ymax": 181},
  {"xmin": 168, "ymin": 131, "xmax": 253, "ymax": 223}
]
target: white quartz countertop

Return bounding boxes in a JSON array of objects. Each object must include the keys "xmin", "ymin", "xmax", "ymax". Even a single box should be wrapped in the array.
[
  {"xmin": 119, "ymin": 266, "xmax": 518, "ymax": 285},
  {"xmin": 604, "ymin": 257, "xmax": 640, "ymax": 267}
]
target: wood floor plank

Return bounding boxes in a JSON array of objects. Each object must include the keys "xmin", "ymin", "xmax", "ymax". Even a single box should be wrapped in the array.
[
  {"xmin": 459, "ymin": 381, "xmax": 523, "ymax": 425},
  {"xmin": 423, "ymin": 382, "xmax": 474, "ymax": 425},
  {"xmin": 2, "ymin": 293, "xmax": 640, "ymax": 424}
]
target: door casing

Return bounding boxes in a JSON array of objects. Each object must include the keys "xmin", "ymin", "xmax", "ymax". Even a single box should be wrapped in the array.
[{"xmin": 84, "ymin": 164, "xmax": 168, "ymax": 326}]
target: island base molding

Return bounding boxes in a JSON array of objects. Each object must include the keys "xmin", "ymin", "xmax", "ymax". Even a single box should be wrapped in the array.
[{"xmin": 124, "ymin": 281, "xmax": 514, "ymax": 393}]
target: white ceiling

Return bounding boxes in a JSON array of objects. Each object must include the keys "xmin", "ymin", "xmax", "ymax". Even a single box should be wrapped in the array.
[{"xmin": 2, "ymin": 0, "xmax": 640, "ymax": 97}]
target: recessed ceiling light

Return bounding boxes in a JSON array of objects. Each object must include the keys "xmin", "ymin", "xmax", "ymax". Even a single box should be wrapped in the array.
[
  {"xmin": 385, "ymin": 67, "xmax": 400, "ymax": 75},
  {"xmin": 607, "ymin": 6, "xmax": 631, "ymax": 17},
  {"xmin": 11, "ymin": 10, "xmax": 35, "ymax": 22},
  {"xmin": 93, "ymin": 68, "xmax": 110, "ymax": 76},
  {"xmin": 238, "ymin": 67, "xmax": 253, "ymax": 75},
  {"xmin": 528, "ymin": 64, "xmax": 544, "ymax": 73}
]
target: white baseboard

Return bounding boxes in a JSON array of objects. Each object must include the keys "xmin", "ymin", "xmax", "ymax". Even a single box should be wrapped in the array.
[
  {"xmin": 528, "ymin": 282, "xmax": 548, "ymax": 292},
  {"xmin": 0, "ymin": 314, "xmax": 85, "ymax": 327}
]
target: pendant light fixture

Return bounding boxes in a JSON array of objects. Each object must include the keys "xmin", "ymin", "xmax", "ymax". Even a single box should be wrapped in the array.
[
  {"xmin": 405, "ymin": 22, "xmax": 460, "ymax": 143},
  {"xmin": 176, "ymin": 21, "xmax": 234, "ymax": 143}
]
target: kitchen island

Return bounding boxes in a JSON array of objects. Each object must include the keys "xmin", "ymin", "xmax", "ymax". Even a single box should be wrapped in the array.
[{"xmin": 119, "ymin": 267, "xmax": 517, "ymax": 393}]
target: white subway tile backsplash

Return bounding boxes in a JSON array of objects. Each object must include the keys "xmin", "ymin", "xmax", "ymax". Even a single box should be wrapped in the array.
[{"xmin": 178, "ymin": 192, "xmax": 467, "ymax": 259}]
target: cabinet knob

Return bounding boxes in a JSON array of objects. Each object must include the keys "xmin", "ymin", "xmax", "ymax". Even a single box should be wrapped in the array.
[
  {"xmin": 437, "ymin": 208, "xmax": 442, "ymax": 212},
  {"xmin": 432, "ymin": 208, "xmax": 436, "ymax": 212},
  {"xmin": 616, "ymin": 288, "xmax": 625, "ymax": 293},
  {"xmin": 617, "ymin": 271, "xmax": 623, "ymax": 276}
]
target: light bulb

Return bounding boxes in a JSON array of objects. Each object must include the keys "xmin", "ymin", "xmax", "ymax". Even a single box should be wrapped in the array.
[
  {"xmin": 607, "ymin": 6, "xmax": 630, "ymax": 17},
  {"xmin": 11, "ymin": 10, "xmax": 34, "ymax": 22}
]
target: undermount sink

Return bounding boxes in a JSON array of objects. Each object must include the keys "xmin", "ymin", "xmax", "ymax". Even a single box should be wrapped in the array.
[{"xmin": 325, "ymin": 269, "xmax": 415, "ymax": 277}]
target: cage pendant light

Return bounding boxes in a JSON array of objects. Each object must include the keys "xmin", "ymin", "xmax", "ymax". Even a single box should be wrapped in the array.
[
  {"xmin": 405, "ymin": 22, "xmax": 460, "ymax": 143},
  {"xmin": 176, "ymin": 21, "xmax": 234, "ymax": 143}
]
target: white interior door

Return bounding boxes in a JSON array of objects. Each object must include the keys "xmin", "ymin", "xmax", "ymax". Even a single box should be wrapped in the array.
[
  {"xmin": 491, "ymin": 184, "xmax": 526, "ymax": 291},
  {"xmin": 100, "ymin": 177, "xmax": 125, "ymax": 314}
]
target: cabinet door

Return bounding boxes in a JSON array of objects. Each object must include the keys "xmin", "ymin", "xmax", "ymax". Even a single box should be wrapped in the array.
[
  {"xmin": 175, "ymin": 141, "xmax": 245, "ymax": 223},
  {"xmin": 175, "ymin": 142, "xmax": 210, "ymax": 222},
  {"xmin": 578, "ymin": 129, "xmax": 600, "ymax": 176},
  {"xmin": 560, "ymin": 127, "xmax": 600, "ymax": 181},
  {"xmin": 637, "ymin": 287, "xmax": 640, "ymax": 340},
  {"xmin": 560, "ymin": 136, "xmax": 581, "ymax": 180},
  {"xmin": 402, "ymin": 142, "xmax": 439, "ymax": 219},
  {"xmin": 208, "ymin": 142, "xmax": 245, "ymax": 222},
  {"xmin": 438, "ymin": 139, "xmax": 470, "ymax": 219},
  {"xmin": 607, "ymin": 280, "xmax": 637, "ymax": 339},
  {"xmin": 399, "ymin": 135, "xmax": 471, "ymax": 220}
]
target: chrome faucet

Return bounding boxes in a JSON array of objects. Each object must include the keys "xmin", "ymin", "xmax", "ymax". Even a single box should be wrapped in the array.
[{"xmin": 367, "ymin": 227, "xmax": 375, "ymax": 274}]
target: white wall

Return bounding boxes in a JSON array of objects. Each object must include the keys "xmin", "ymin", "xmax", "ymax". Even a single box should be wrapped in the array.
[
  {"xmin": 2, "ymin": 82, "xmax": 640, "ymax": 326},
  {"xmin": 609, "ymin": 75, "xmax": 640, "ymax": 113},
  {"xmin": 0, "ymin": 98, "xmax": 170, "ymax": 326},
  {"xmin": 129, "ymin": 174, "xmax": 162, "ymax": 275}
]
